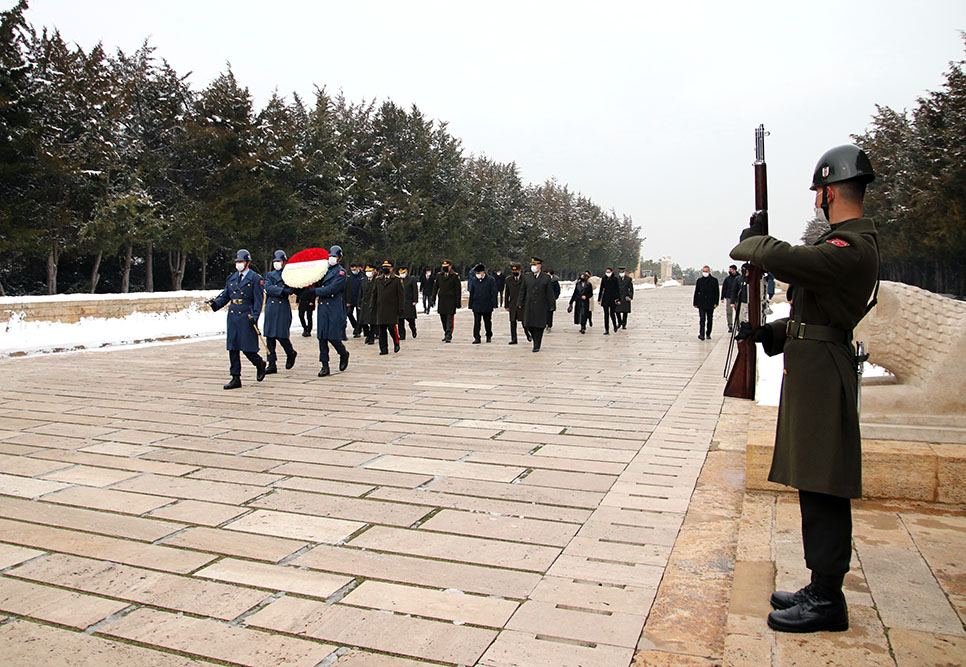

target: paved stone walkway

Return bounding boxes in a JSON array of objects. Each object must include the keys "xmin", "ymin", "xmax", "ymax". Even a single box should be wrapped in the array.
[{"xmin": 0, "ymin": 287, "xmax": 962, "ymax": 666}]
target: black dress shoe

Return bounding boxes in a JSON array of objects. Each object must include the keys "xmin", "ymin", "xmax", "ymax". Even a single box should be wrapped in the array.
[
  {"xmin": 525, "ymin": 332, "xmax": 532, "ymax": 342},
  {"xmin": 411, "ymin": 329, "xmax": 417, "ymax": 338},
  {"xmin": 767, "ymin": 588, "xmax": 848, "ymax": 633},
  {"xmin": 486, "ymin": 336, "xmax": 492, "ymax": 343},
  {"xmin": 286, "ymin": 350, "xmax": 297, "ymax": 369},
  {"xmin": 223, "ymin": 376, "xmax": 241, "ymax": 390},
  {"xmin": 472, "ymin": 339, "xmax": 481, "ymax": 344},
  {"xmin": 264, "ymin": 363, "xmax": 278, "ymax": 375},
  {"xmin": 379, "ymin": 350, "xmax": 389, "ymax": 355},
  {"xmin": 580, "ymin": 328, "xmax": 586, "ymax": 334},
  {"xmin": 771, "ymin": 584, "xmax": 811, "ymax": 610},
  {"xmin": 256, "ymin": 361, "xmax": 267, "ymax": 382},
  {"xmin": 532, "ymin": 346, "xmax": 540, "ymax": 353},
  {"xmin": 318, "ymin": 364, "xmax": 330, "ymax": 377},
  {"xmin": 508, "ymin": 340, "xmax": 518, "ymax": 345},
  {"xmin": 339, "ymin": 351, "xmax": 350, "ymax": 371},
  {"xmin": 301, "ymin": 330, "xmax": 311, "ymax": 337},
  {"xmin": 393, "ymin": 343, "xmax": 400, "ymax": 353},
  {"xmin": 698, "ymin": 334, "xmax": 705, "ymax": 340}
]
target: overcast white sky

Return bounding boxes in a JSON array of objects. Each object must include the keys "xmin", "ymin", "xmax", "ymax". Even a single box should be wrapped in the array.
[{"xmin": 13, "ymin": 0, "xmax": 966, "ymax": 269}]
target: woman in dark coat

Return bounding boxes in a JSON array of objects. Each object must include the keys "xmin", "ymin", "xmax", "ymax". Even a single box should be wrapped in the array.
[
  {"xmin": 263, "ymin": 249, "xmax": 297, "ymax": 373},
  {"xmin": 568, "ymin": 272, "xmax": 594, "ymax": 334}
]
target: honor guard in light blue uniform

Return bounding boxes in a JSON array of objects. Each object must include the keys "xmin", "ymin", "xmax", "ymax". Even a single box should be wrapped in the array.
[
  {"xmin": 263, "ymin": 249, "xmax": 297, "ymax": 374},
  {"xmin": 313, "ymin": 245, "xmax": 350, "ymax": 377},
  {"xmin": 209, "ymin": 249, "xmax": 267, "ymax": 389}
]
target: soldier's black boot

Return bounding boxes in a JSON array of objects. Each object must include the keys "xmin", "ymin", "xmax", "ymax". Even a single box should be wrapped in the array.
[
  {"xmin": 256, "ymin": 360, "xmax": 267, "ymax": 382},
  {"xmin": 223, "ymin": 376, "xmax": 241, "ymax": 390},
  {"xmin": 771, "ymin": 584, "xmax": 812, "ymax": 611},
  {"xmin": 318, "ymin": 364, "xmax": 330, "ymax": 377},
  {"xmin": 285, "ymin": 350, "xmax": 297, "ymax": 370},
  {"xmin": 265, "ymin": 362, "xmax": 278, "ymax": 375},
  {"xmin": 767, "ymin": 576, "xmax": 848, "ymax": 633},
  {"xmin": 339, "ymin": 350, "xmax": 350, "ymax": 372}
]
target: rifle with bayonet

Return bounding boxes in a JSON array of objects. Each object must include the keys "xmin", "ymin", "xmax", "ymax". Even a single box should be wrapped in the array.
[{"xmin": 724, "ymin": 124, "xmax": 768, "ymax": 399}]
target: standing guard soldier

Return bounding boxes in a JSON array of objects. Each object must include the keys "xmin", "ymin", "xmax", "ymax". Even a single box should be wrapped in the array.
[
  {"xmin": 397, "ymin": 264, "xmax": 419, "ymax": 339},
  {"xmin": 432, "ymin": 259, "xmax": 461, "ymax": 343},
  {"xmin": 617, "ymin": 266, "xmax": 634, "ymax": 329},
  {"xmin": 208, "ymin": 249, "xmax": 267, "ymax": 389},
  {"xmin": 263, "ymin": 249, "xmax": 297, "ymax": 374},
  {"xmin": 504, "ymin": 262, "xmax": 525, "ymax": 345},
  {"xmin": 370, "ymin": 259, "xmax": 404, "ymax": 354},
  {"xmin": 519, "ymin": 256, "xmax": 554, "ymax": 352},
  {"xmin": 730, "ymin": 144, "xmax": 878, "ymax": 633},
  {"xmin": 313, "ymin": 245, "xmax": 350, "ymax": 377}
]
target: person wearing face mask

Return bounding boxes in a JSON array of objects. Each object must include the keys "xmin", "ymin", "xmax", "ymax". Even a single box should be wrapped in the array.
[
  {"xmin": 692, "ymin": 265, "xmax": 719, "ymax": 340},
  {"xmin": 616, "ymin": 266, "xmax": 634, "ymax": 330},
  {"xmin": 431, "ymin": 260, "xmax": 461, "ymax": 343},
  {"xmin": 397, "ymin": 264, "xmax": 419, "ymax": 340},
  {"xmin": 361, "ymin": 264, "xmax": 376, "ymax": 344},
  {"xmin": 345, "ymin": 262, "xmax": 365, "ymax": 338},
  {"xmin": 597, "ymin": 267, "xmax": 621, "ymax": 335},
  {"xmin": 312, "ymin": 245, "xmax": 350, "ymax": 376},
  {"xmin": 518, "ymin": 257, "xmax": 554, "ymax": 352},
  {"xmin": 468, "ymin": 263, "xmax": 497, "ymax": 344},
  {"xmin": 503, "ymin": 262, "xmax": 525, "ymax": 345},
  {"xmin": 369, "ymin": 259, "xmax": 404, "ymax": 354},
  {"xmin": 721, "ymin": 264, "xmax": 743, "ymax": 333},
  {"xmin": 731, "ymin": 144, "xmax": 877, "ymax": 634},
  {"xmin": 208, "ymin": 249, "xmax": 267, "ymax": 389},
  {"xmin": 262, "ymin": 249, "xmax": 297, "ymax": 374},
  {"xmin": 419, "ymin": 266, "xmax": 435, "ymax": 315},
  {"xmin": 493, "ymin": 269, "xmax": 506, "ymax": 308},
  {"xmin": 567, "ymin": 271, "xmax": 594, "ymax": 334}
]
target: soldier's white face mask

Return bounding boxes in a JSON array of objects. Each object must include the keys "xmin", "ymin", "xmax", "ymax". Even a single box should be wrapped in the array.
[
  {"xmin": 399, "ymin": 271, "xmax": 408, "ymax": 277},
  {"xmin": 531, "ymin": 265, "xmax": 539, "ymax": 274},
  {"xmin": 328, "ymin": 257, "xmax": 338, "ymax": 267},
  {"xmin": 365, "ymin": 271, "xmax": 374, "ymax": 278},
  {"xmin": 619, "ymin": 272, "xmax": 625, "ymax": 277},
  {"xmin": 273, "ymin": 261, "xmax": 283, "ymax": 270},
  {"xmin": 235, "ymin": 262, "xmax": 246, "ymax": 272},
  {"xmin": 605, "ymin": 271, "xmax": 612, "ymax": 277}
]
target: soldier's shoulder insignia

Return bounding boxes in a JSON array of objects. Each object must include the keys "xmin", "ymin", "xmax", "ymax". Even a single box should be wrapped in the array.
[
  {"xmin": 339, "ymin": 270, "xmax": 346, "ymax": 276},
  {"xmin": 826, "ymin": 238, "xmax": 850, "ymax": 248}
]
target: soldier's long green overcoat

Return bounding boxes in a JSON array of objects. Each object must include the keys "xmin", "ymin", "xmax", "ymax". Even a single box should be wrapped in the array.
[{"xmin": 730, "ymin": 217, "xmax": 878, "ymax": 498}]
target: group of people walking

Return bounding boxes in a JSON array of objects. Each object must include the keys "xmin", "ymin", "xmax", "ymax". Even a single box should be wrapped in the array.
[{"xmin": 209, "ymin": 250, "xmax": 639, "ymax": 386}]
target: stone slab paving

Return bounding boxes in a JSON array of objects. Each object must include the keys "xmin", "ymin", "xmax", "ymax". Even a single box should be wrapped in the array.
[{"xmin": 0, "ymin": 286, "xmax": 962, "ymax": 665}]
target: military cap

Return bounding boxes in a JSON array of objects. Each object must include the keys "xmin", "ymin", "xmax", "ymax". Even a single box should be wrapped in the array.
[
  {"xmin": 530, "ymin": 256, "xmax": 543, "ymax": 265},
  {"xmin": 510, "ymin": 262, "xmax": 522, "ymax": 270},
  {"xmin": 618, "ymin": 266, "xmax": 626, "ymax": 271},
  {"xmin": 365, "ymin": 264, "xmax": 375, "ymax": 272},
  {"xmin": 441, "ymin": 259, "xmax": 453, "ymax": 267},
  {"xmin": 380, "ymin": 259, "xmax": 393, "ymax": 268}
]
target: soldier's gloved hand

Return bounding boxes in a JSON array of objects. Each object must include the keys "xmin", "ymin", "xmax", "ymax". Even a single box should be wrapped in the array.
[{"xmin": 740, "ymin": 211, "xmax": 767, "ymax": 241}]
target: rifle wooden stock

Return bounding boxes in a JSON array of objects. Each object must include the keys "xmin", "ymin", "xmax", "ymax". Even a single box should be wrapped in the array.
[{"xmin": 724, "ymin": 338, "xmax": 756, "ymax": 399}]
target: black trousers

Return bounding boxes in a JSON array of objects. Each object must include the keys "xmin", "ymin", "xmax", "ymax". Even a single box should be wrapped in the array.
[
  {"xmin": 574, "ymin": 303, "xmax": 590, "ymax": 330},
  {"xmin": 398, "ymin": 317, "xmax": 416, "ymax": 339},
  {"xmin": 698, "ymin": 307, "xmax": 714, "ymax": 336},
  {"xmin": 800, "ymin": 490, "xmax": 852, "ymax": 578},
  {"xmin": 439, "ymin": 312, "xmax": 454, "ymax": 339},
  {"xmin": 509, "ymin": 313, "xmax": 520, "ymax": 342},
  {"xmin": 473, "ymin": 312, "xmax": 493, "ymax": 341},
  {"xmin": 347, "ymin": 305, "xmax": 360, "ymax": 335},
  {"xmin": 318, "ymin": 337, "xmax": 347, "ymax": 364},
  {"xmin": 618, "ymin": 310, "xmax": 628, "ymax": 328},
  {"xmin": 546, "ymin": 310, "xmax": 554, "ymax": 329},
  {"xmin": 229, "ymin": 349, "xmax": 263, "ymax": 376},
  {"xmin": 527, "ymin": 326, "xmax": 544, "ymax": 350},
  {"xmin": 266, "ymin": 337, "xmax": 294, "ymax": 364},
  {"xmin": 377, "ymin": 324, "xmax": 400, "ymax": 353},
  {"xmin": 298, "ymin": 307, "xmax": 313, "ymax": 334},
  {"xmin": 422, "ymin": 293, "xmax": 432, "ymax": 314},
  {"xmin": 602, "ymin": 303, "xmax": 619, "ymax": 332}
]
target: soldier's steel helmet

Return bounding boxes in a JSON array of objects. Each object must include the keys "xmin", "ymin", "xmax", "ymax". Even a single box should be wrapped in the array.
[
  {"xmin": 810, "ymin": 145, "xmax": 875, "ymax": 191},
  {"xmin": 272, "ymin": 249, "xmax": 287, "ymax": 262},
  {"xmin": 234, "ymin": 249, "xmax": 252, "ymax": 262},
  {"xmin": 329, "ymin": 245, "xmax": 343, "ymax": 257}
]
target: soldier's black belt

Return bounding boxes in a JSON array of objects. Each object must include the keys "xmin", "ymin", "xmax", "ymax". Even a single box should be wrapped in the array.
[
  {"xmin": 786, "ymin": 320, "xmax": 851, "ymax": 344},
  {"xmin": 230, "ymin": 299, "xmax": 245, "ymax": 304}
]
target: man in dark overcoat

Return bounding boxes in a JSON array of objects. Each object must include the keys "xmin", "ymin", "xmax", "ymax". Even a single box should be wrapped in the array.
[
  {"xmin": 518, "ymin": 256, "xmax": 554, "ymax": 352},
  {"xmin": 598, "ymin": 267, "xmax": 621, "ymax": 335},
  {"xmin": 617, "ymin": 266, "xmax": 634, "ymax": 329},
  {"xmin": 262, "ymin": 249, "xmax": 297, "ymax": 374},
  {"xmin": 468, "ymin": 263, "xmax": 497, "ymax": 343},
  {"xmin": 493, "ymin": 269, "xmax": 506, "ymax": 308},
  {"xmin": 209, "ymin": 249, "xmax": 267, "ymax": 389},
  {"xmin": 731, "ymin": 144, "xmax": 878, "ymax": 633},
  {"xmin": 297, "ymin": 285, "xmax": 316, "ymax": 337},
  {"xmin": 432, "ymin": 259, "xmax": 461, "ymax": 343},
  {"xmin": 313, "ymin": 245, "xmax": 350, "ymax": 377},
  {"xmin": 369, "ymin": 259, "xmax": 404, "ymax": 354},
  {"xmin": 345, "ymin": 262, "xmax": 365, "ymax": 338},
  {"xmin": 503, "ymin": 263, "xmax": 525, "ymax": 345},
  {"xmin": 397, "ymin": 264, "xmax": 419, "ymax": 340},
  {"xmin": 692, "ymin": 266, "xmax": 719, "ymax": 340},
  {"xmin": 361, "ymin": 264, "xmax": 375, "ymax": 344},
  {"xmin": 419, "ymin": 267, "xmax": 435, "ymax": 315}
]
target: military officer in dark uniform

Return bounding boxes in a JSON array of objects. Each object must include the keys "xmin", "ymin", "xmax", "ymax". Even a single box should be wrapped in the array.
[
  {"xmin": 519, "ymin": 256, "xmax": 554, "ymax": 352},
  {"xmin": 397, "ymin": 264, "xmax": 419, "ymax": 340},
  {"xmin": 262, "ymin": 249, "xmax": 297, "ymax": 374},
  {"xmin": 209, "ymin": 249, "xmax": 267, "ymax": 389},
  {"xmin": 313, "ymin": 245, "xmax": 350, "ymax": 377},
  {"xmin": 731, "ymin": 144, "xmax": 878, "ymax": 634},
  {"xmin": 617, "ymin": 266, "xmax": 634, "ymax": 329},
  {"xmin": 504, "ymin": 262, "xmax": 525, "ymax": 345},
  {"xmin": 370, "ymin": 259, "xmax": 404, "ymax": 354},
  {"xmin": 432, "ymin": 259, "xmax": 461, "ymax": 343}
]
